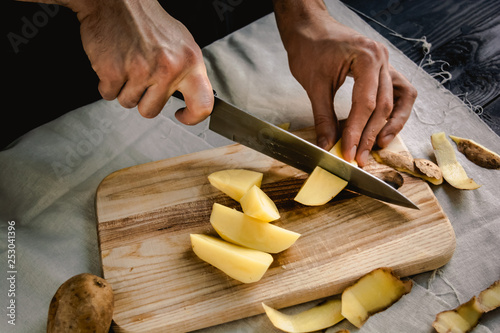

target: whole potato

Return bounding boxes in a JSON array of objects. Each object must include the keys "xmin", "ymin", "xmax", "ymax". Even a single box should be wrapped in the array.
[{"xmin": 47, "ymin": 273, "xmax": 114, "ymax": 333}]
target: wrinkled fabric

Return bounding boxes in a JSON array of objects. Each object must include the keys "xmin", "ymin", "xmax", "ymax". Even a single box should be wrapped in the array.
[{"xmin": 1, "ymin": 1, "xmax": 499, "ymax": 332}]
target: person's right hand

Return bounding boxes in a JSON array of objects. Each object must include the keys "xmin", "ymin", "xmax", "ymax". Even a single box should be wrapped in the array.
[{"xmin": 70, "ymin": 0, "xmax": 214, "ymax": 123}]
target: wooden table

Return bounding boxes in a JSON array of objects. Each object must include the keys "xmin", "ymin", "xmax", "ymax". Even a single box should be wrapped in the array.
[{"xmin": 341, "ymin": 0, "xmax": 500, "ymax": 135}]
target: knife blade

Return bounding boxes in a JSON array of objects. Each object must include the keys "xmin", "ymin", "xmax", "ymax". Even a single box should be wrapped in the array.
[{"xmin": 173, "ymin": 92, "xmax": 418, "ymax": 209}]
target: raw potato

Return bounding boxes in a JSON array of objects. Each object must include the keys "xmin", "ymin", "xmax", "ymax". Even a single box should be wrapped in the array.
[
  {"xmin": 262, "ymin": 299, "xmax": 344, "ymax": 332},
  {"xmin": 372, "ymin": 150, "xmax": 443, "ymax": 185},
  {"xmin": 477, "ymin": 280, "xmax": 500, "ymax": 313},
  {"xmin": 294, "ymin": 140, "xmax": 356, "ymax": 206},
  {"xmin": 47, "ymin": 273, "xmax": 114, "ymax": 333},
  {"xmin": 208, "ymin": 169, "xmax": 263, "ymax": 201},
  {"xmin": 210, "ymin": 203, "xmax": 300, "ymax": 253},
  {"xmin": 240, "ymin": 185, "xmax": 280, "ymax": 222},
  {"xmin": 431, "ymin": 132, "xmax": 481, "ymax": 189},
  {"xmin": 450, "ymin": 135, "xmax": 500, "ymax": 169},
  {"xmin": 190, "ymin": 234, "xmax": 273, "ymax": 284},
  {"xmin": 432, "ymin": 297, "xmax": 483, "ymax": 333},
  {"xmin": 341, "ymin": 267, "xmax": 412, "ymax": 328},
  {"xmin": 432, "ymin": 279, "xmax": 500, "ymax": 332}
]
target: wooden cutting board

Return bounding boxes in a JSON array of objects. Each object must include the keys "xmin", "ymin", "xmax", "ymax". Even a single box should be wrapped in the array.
[{"xmin": 95, "ymin": 128, "xmax": 455, "ymax": 332}]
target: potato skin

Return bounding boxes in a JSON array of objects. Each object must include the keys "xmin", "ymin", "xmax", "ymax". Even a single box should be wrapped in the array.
[
  {"xmin": 456, "ymin": 140, "xmax": 500, "ymax": 169},
  {"xmin": 47, "ymin": 273, "xmax": 114, "ymax": 333}
]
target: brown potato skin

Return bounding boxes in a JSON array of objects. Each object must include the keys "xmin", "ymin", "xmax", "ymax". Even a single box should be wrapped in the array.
[
  {"xmin": 456, "ymin": 141, "xmax": 500, "ymax": 169},
  {"xmin": 47, "ymin": 273, "xmax": 114, "ymax": 333}
]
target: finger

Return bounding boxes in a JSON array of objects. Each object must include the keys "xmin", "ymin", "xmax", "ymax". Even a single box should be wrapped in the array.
[
  {"xmin": 355, "ymin": 66, "xmax": 393, "ymax": 166},
  {"xmin": 94, "ymin": 58, "xmax": 126, "ymax": 101},
  {"xmin": 97, "ymin": 69, "xmax": 126, "ymax": 101},
  {"xmin": 174, "ymin": 72, "xmax": 214, "ymax": 125},
  {"xmin": 309, "ymin": 80, "xmax": 339, "ymax": 151},
  {"xmin": 117, "ymin": 80, "xmax": 149, "ymax": 109},
  {"xmin": 377, "ymin": 69, "xmax": 417, "ymax": 148},
  {"xmin": 137, "ymin": 83, "xmax": 169, "ymax": 118},
  {"xmin": 342, "ymin": 62, "xmax": 380, "ymax": 163},
  {"xmin": 117, "ymin": 56, "xmax": 154, "ymax": 109}
]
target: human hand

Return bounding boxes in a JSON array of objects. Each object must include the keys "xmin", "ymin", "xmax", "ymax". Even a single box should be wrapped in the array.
[
  {"xmin": 273, "ymin": 1, "xmax": 417, "ymax": 166},
  {"xmin": 70, "ymin": 0, "xmax": 213, "ymax": 124}
]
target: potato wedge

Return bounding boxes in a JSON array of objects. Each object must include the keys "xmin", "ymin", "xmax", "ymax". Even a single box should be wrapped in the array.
[
  {"xmin": 477, "ymin": 280, "xmax": 500, "ymax": 313},
  {"xmin": 295, "ymin": 140, "xmax": 356, "ymax": 206},
  {"xmin": 450, "ymin": 135, "xmax": 500, "ymax": 169},
  {"xmin": 47, "ymin": 273, "xmax": 114, "ymax": 333},
  {"xmin": 431, "ymin": 132, "xmax": 481, "ymax": 189},
  {"xmin": 433, "ymin": 297, "xmax": 483, "ymax": 333},
  {"xmin": 341, "ymin": 267, "xmax": 412, "ymax": 328},
  {"xmin": 190, "ymin": 234, "xmax": 273, "ymax": 284},
  {"xmin": 262, "ymin": 299, "xmax": 344, "ymax": 333},
  {"xmin": 210, "ymin": 203, "xmax": 300, "ymax": 253},
  {"xmin": 240, "ymin": 185, "xmax": 280, "ymax": 222},
  {"xmin": 208, "ymin": 169, "xmax": 263, "ymax": 201}
]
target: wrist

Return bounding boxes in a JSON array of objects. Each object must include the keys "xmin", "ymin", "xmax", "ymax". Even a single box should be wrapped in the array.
[{"xmin": 272, "ymin": 0, "xmax": 334, "ymax": 48}]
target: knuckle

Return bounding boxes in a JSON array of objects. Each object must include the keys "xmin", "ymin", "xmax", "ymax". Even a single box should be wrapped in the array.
[
  {"xmin": 408, "ymin": 85, "xmax": 418, "ymax": 100},
  {"xmin": 356, "ymin": 97, "xmax": 377, "ymax": 113},
  {"xmin": 379, "ymin": 97, "xmax": 394, "ymax": 116}
]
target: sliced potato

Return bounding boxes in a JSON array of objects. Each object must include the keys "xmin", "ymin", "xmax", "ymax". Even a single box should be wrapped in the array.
[
  {"xmin": 210, "ymin": 203, "xmax": 300, "ymax": 253},
  {"xmin": 294, "ymin": 140, "xmax": 356, "ymax": 206},
  {"xmin": 294, "ymin": 166, "xmax": 348, "ymax": 206},
  {"xmin": 190, "ymin": 234, "xmax": 273, "ymax": 284},
  {"xmin": 450, "ymin": 135, "xmax": 500, "ymax": 169},
  {"xmin": 433, "ymin": 297, "xmax": 483, "ymax": 333},
  {"xmin": 240, "ymin": 185, "xmax": 280, "ymax": 222},
  {"xmin": 477, "ymin": 280, "xmax": 500, "ymax": 313},
  {"xmin": 208, "ymin": 169, "xmax": 263, "ymax": 201},
  {"xmin": 431, "ymin": 132, "xmax": 481, "ymax": 189},
  {"xmin": 262, "ymin": 299, "xmax": 344, "ymax": 333},
  {"xmin": 341, "ymin": 267, "xmax": 412, "ymax": 328},
  {"xmin": 277, "ymin": 122, "xmax": 291, "ymax": 131}
]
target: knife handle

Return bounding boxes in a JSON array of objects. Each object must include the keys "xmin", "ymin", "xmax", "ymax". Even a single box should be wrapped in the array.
[{"xmin": 172, "ymin": 90, "xmax": 217, "ymax": 102}]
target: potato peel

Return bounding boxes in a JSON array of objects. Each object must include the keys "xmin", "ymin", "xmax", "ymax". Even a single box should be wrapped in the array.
[
  {"xmin": 372, "ymin": 150, "xmax": 443, "ymax": 185},
  {"xmin": 341, "ymin": 267, "xmax": 412, "ymax": 328},
  {"xmin": 450, "ymin": 135, "xmax": 500, "ymax": 169},
  {"xmin": 477, "ymin": 280, "xmax": 500, "ymax": 313},
  {"xmin": 262, "ymin": 299, "xmax": 344, "ymax": 333},
  {"xmin": 433, "ymin": 279, "xmax": 500, "ymax": 333},
  {"xmin": 433, "ymin": 297, "xmax": 483, "ymax": 333},
  {"xmin": 431, "ymin": 132, "xmax": 481, "ymax": 189}
]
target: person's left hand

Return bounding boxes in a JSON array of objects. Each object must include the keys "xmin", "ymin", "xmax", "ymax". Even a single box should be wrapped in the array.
[{"xmin": 273, "ymin": 2, "xmax": 417, "ymax": 166}]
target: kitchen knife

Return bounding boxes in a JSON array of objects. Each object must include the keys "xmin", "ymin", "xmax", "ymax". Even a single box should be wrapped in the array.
[{"xmin": 173, "ymin": 92, "xmax": 418, "ymax": 209}]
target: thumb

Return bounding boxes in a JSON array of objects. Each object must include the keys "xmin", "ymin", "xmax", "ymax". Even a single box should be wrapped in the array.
[{"xmin": 175, "ymin": 73, "xmax": 214, "ymax": 125}]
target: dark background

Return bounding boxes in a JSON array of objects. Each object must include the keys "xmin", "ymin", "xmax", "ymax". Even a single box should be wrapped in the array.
[{"xmin": 3, "ymin": 0, "xmax": 500, "ymax": 149}]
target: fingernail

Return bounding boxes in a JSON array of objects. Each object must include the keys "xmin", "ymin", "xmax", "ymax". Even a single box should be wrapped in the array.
[
  {"xmin": 359, "ymin": 150, "xmax": 370, "ymax": 166},
  {"xmin": 348, "ymin": 145, "xmax": 357, "ymax": 162},
  {"xmin": 382, "ymin": 134, "xmax": 395, "ymax": 146},
  {"xmin": 317, "ymin": 137, "xmax": 329, "ymax": 150}
]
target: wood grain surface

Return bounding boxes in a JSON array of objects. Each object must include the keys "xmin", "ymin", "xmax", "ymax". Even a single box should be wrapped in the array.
[
  {"xmin": 342, "ymin": 0, "xmax": 500, "ymax": 135},
  {"xmin": 95, "ymin": 128, "xmax": 455, "ymax": 332}
]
